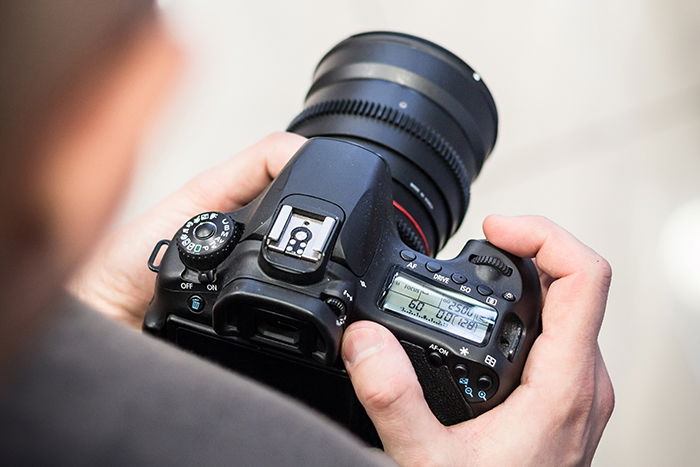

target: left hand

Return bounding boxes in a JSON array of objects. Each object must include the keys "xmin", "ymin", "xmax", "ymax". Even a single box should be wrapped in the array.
[{"xmin": 70, "ymin": 132, "xmax": 306, "ymax": 327}]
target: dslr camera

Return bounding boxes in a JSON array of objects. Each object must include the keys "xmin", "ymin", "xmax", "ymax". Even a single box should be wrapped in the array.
[{"xmin": 144, "ymin": 32, "xmax": 541, "ymax": 445}]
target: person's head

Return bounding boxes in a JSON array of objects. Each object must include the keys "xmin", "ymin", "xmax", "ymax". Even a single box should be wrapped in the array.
[{"xmin": 0, "ymin": 1, "xmax": 180, "ymax": 367}]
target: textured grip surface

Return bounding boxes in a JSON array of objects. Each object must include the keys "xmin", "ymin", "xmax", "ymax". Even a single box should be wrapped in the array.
[{"xmin": 401, "ymin": 341, "xmax": 472, "ymax": 425}]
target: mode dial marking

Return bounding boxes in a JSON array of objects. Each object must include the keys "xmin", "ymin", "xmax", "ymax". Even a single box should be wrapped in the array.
[{"xmin": 176, "ymin": 212, "xmax": 242, "ymax": 271}]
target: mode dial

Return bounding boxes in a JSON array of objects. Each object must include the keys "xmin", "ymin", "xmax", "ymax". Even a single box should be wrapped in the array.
[{"xmin": 176, "ymin": 212, "xmax": 241, "ymax": 271}]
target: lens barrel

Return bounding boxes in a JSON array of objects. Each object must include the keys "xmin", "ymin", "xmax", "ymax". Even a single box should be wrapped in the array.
[{"xmin": 288, "ymin": 31, "xmax": 498, "ymax": 255}]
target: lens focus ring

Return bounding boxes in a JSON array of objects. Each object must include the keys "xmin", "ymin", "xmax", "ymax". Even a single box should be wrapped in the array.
[
  {"xmin": 288, "ymin": 31, "xmax": 498, "ymax": 254},
  {"xmin": 288, "ymin": 98, "xmax": 471, "ymax": 210}
]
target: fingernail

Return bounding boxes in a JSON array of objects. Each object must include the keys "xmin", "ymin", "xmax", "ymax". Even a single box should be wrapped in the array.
[{"xmin": 342, "ymin": 327, "xmax": 385, "ymax": 368}]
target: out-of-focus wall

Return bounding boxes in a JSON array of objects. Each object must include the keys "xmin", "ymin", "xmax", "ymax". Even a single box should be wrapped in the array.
[{"xmin": 120, "ymin": 2, "xmax": 700, "ymax": 465}]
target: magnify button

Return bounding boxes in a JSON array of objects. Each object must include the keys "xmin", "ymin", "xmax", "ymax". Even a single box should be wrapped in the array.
[{"xmin": 464, "ymin": 387, "xmax": 473, "ymax": 397}]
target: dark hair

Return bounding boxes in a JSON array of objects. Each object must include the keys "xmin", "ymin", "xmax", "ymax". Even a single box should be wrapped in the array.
[{"xmin": 0, "ymin": 0, "xmax": 156, "ymax": 374}]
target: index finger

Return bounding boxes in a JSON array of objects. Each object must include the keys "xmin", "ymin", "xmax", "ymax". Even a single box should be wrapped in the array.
[
  {"xmin": 483, "ymin": 215, "xmax": 612, "ymax": 345},
  {"xmin": 182, "ymin": 131, "xmax": 307, "ymax": 213}
]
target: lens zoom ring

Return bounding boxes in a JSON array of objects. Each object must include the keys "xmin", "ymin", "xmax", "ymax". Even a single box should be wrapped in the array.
[{"xmin": 288, "ymin": 99, "xmax": 471, "ymax": 208}]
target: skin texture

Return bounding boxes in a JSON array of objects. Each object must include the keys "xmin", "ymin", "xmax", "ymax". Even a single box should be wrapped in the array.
[
  {"xmin": 60, "ymin": 19, "xmax": 613, "ymax": 467},
  {"xmin": 70, "ymin": 131, "xmax": 307, "ymax": 327},
  {"xmin": 341, "ymin": 215, "xmax": 615, "ymax": 466}
]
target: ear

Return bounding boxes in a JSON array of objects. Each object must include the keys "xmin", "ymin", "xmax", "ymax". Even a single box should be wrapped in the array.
[{"xmin": 37, "ymin": 18, "xmax": 182, "ymax": 268}]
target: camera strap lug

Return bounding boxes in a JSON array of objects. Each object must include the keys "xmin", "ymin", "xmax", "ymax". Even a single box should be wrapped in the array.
[{"xmin": 148, "ymin": 239, "xmax": 170, "ymax": 272}]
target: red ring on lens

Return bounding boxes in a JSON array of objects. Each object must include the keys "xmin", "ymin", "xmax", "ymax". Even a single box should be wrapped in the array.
[{"xmin": 393, "ymin": 200, "xmax": 431, "ymax": 256}]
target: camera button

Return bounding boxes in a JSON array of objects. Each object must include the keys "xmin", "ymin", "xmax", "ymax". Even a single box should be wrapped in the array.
[
  {"xmin": 477, "ymin": 285, "xmax": 493, "ymax": 296},
  {"xmin": 188, "ymin": 295, "xmax": 205, "ymax": 313},
  {"xmin": 193, "ymin": 221, "xmax": 216, "ymax": 240},
  {"xmin": 400, "ymin": 249, "xmax": 417, "ymax": 261},
  {"xmin": 454, "ymin": 363, "xmax": 469, "ymax": 379},
  {"xmin": 427, "ymin": 351, "xmax": 443, "ymax": 367},
  {"xmin": 425, "ymin": 261, "xmax": 442, "ymax": 273},
  {"xmin": 451, "ymin": 273, "xmax": 467, "ymax": 284},
  {"xmin": 477, "ymin": 375, "xmax": 493, "ymax": 391}
]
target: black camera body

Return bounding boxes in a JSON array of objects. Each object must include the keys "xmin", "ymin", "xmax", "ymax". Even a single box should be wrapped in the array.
[
  {"xmin": 144, "ymin": 138, "xmax": 540, "ymax": 442},
  {"xmin": 144, "ymin": 32, "xmax": 541, "ymax": 445}
]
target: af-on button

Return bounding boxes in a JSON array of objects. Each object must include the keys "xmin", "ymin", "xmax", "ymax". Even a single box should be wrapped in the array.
[{"xmin": 427, "ymin": 351, "xmax": 443, "ymax": 367}]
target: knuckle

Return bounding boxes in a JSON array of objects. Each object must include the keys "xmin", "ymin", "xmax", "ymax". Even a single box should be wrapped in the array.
[
  {"xmin": 546, "ymin": 372, "xmax": 597, "ymax": 427},
  {"xmin": 529, "ymin": 214, "xmax": 556, "ymax": 228},
  {"xmin": 601, "ymin": 391, "xmax": 615, "ymax": 421},
  {"xmin": 542, "ymin": 366, "xmax": 614, "ymax": 461},
  {"xmin": 567, "ymin": 383, "xmax": 597, "ymax": 423},
  {"xmin": 599, "ymin": 376, "xmax": 615, "ymax": 420},
  {"xmin": 593, "ymin": 255, "xmax": 613, "ymax": 285},
  {"xmin": 360, "ymin": 377, "xmax": 415, "ymax": 414},
  {"xmin": 260, "ymin": 131, "xmax": 305, "ymax": 148},
  {"xmin": 575, "ymin": 253, "xmax": 612, "ymax": 289},
  {"xmin": 261, "ymin": 131, "xmax": 287, "ymax": 143}
]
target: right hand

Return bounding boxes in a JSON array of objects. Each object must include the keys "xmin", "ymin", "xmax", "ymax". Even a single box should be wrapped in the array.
[{"xmin": 341, "ymin": 215, "xmax": 614, "ymax": 466}]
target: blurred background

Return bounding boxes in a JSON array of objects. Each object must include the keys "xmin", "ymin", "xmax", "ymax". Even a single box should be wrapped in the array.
[{"xmin": 118, "ymin": 1, "xmax": 700, "ymax": 465}]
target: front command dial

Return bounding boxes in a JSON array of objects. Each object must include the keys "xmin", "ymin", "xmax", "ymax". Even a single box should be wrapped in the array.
[{"xmin": 176, "ymin": 212, "xmax": 241, "ymax": 271}]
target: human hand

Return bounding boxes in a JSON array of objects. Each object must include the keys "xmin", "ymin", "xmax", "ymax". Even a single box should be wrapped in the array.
[
  {"xmin": 341, "ymin": 215, "xmax": 614, "ymax": 466},
  {"xmin": 70, "ymin": 132, "xmax": 306, "ymax": 327}
]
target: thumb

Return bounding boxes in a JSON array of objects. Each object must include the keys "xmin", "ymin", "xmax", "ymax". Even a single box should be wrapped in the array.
[{"xmin": 341, "ymin": 321, "xmax": 448, "ymax": 458}]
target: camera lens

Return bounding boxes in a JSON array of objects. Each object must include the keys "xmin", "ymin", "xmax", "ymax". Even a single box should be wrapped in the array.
[{"xmin": 288, "ymin": 31, "xmax": 498, "ymax": 255}]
